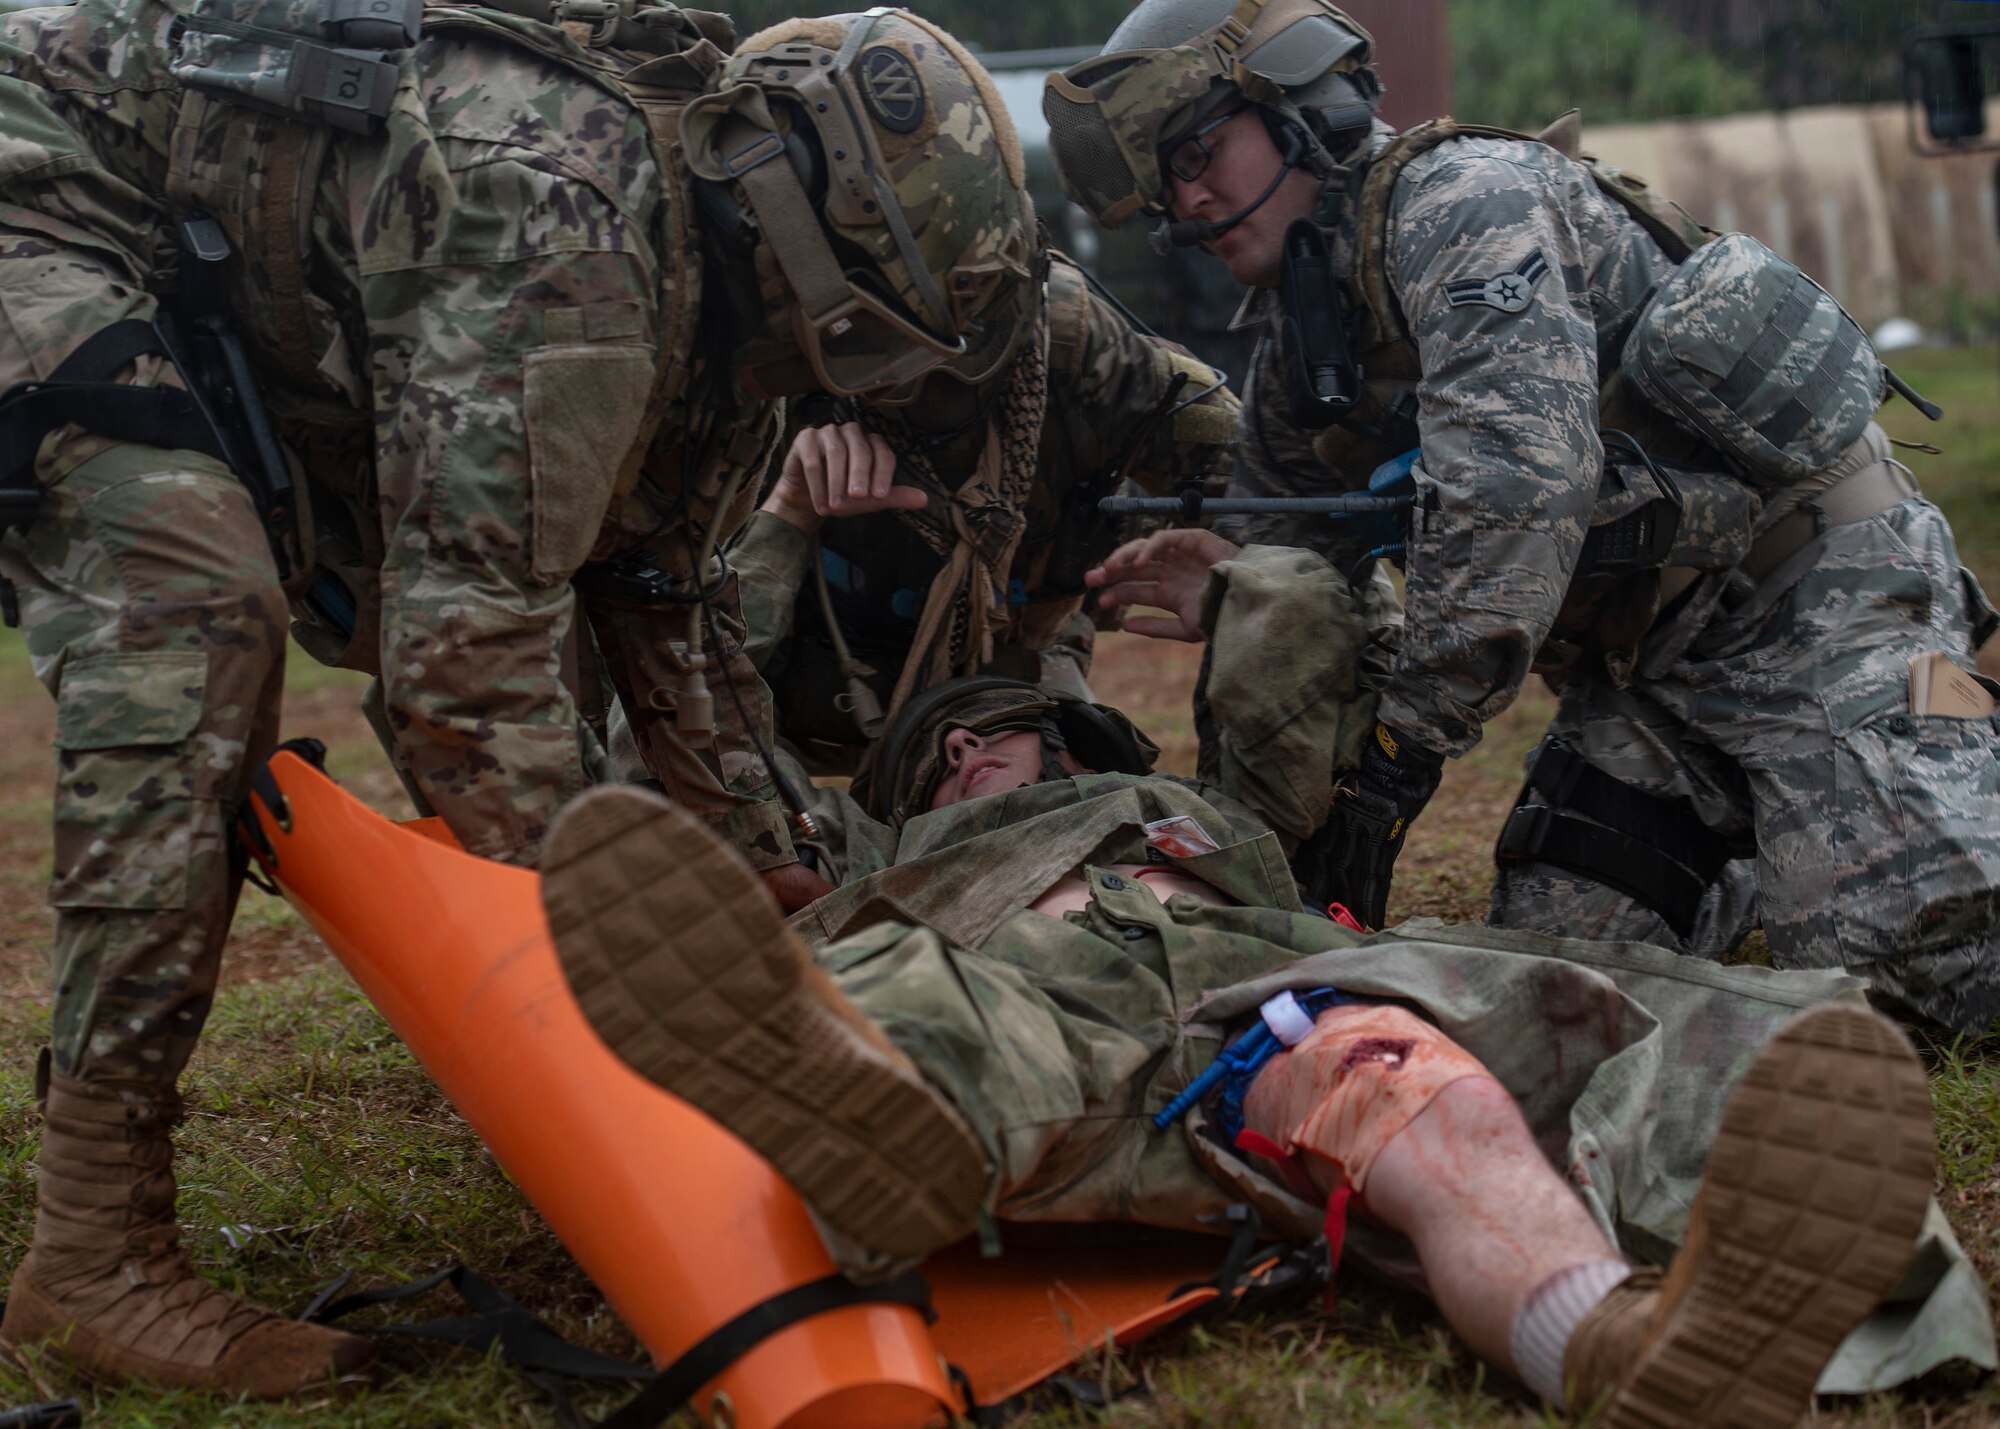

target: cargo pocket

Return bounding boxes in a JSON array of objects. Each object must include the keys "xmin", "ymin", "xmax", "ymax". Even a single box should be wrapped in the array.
[
  {"xmin": 50, "ymin": 651, "xmax": 208, "ymax": 910},
  {"xmin": 523, "ymin": 343, "xmax": 655, "ymax": 585},
  {"xmin": 1831, "ymin": 707, "xmax": 2000, "ymax": 960}
]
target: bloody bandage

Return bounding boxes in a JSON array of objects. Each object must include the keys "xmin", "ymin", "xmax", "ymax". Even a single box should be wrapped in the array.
[{"xmin": 1239, "ymin": 1004, "xmax": 1489, "ymax": 1197}]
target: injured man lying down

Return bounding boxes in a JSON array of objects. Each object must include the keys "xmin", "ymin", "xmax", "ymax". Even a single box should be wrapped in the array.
[{"xmin": 541, "ymin": 532, "xmax": 1994, "ymax": 1427}]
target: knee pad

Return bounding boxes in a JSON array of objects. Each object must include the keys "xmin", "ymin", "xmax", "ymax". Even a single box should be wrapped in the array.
[
  {"xmin": 1240, "ymin": 1004, "xmax": 1490, "ymax": 1194},
  {"xmin": 1495, "ymin": 737, "xmax": 1748, "ymax": 940}
]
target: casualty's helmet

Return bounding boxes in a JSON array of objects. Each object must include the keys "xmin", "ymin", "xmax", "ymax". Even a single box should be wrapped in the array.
[
  {"xmin": 865, "ymin": 677, "xmax": 1159, "ymax": 827},
  {"xmin": 1042, "ymin": 0, "xmax": 1380, "ymax": 229},
  {"xmin": 683, "ymin": 9, "xmax": 1042, "ymax": 403}
]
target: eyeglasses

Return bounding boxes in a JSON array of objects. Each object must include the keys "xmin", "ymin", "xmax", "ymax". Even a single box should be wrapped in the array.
[{"xmin": 1164, "ymin": 106, "xmax": 1247, "ymax": 186}]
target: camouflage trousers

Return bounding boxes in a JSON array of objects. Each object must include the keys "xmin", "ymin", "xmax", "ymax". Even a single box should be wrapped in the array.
[
  {"xmin": 391, "ymin": 569, "xmax": 796, "ymax": 872},
  {"xmin": 1490, "ymin": 486, "xmax": 2000, "ymax": 1034},
  {"xmin": 0, "ymin": 217, "xmax": 286, "ymax": 1087},
  {"xmin": 816, "ymin": 887, "xmax": 1992, "ymax": 1391}
]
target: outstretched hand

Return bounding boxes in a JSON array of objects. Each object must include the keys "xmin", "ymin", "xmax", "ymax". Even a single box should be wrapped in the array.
[
  {"xmin": 764, "ymin": 421, "xmax": 929, "ymax": 529},
  {"xmin": 1084, "ymin": 528, "xmax": 1241, "ymax": 642}
]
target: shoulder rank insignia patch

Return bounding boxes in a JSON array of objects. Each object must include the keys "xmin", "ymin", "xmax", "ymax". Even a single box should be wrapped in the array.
[{"xmin": 1444, "ymin": 250, "xmax": 1549, "ymax": 313}]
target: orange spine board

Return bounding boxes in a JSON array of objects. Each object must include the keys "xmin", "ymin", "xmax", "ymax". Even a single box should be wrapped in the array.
[{"xmin": 249, "ymin": 752, "xmax": 954, "ymax": 1429}]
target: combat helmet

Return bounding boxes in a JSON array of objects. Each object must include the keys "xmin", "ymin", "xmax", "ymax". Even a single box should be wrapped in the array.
[
  {"xmin": 1043, "ymin": 0, "xmax": 1381, "ymax": 231},
  {"xmin": 866, "ymin": 677, "xmax": 1159, "ymax": 827},
  {"xmin": 682, "ymin": 9, "xmax": 1042, "ymax": 403}
]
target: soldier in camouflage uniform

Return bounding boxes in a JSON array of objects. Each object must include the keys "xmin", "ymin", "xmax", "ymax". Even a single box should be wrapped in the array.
[
  {"xmin": 1043, "ymin": 0, "xmax": 2000, "ymax": 1034},
  {"xmin": 0, "ymin": 0, "xmax": 1035, "ymax": 1393},
  {"xmin": 538, "ymin": 531, "xmax": 1991, "ymax": 1423},
  {"xmin": 730, "ymin": 247, "xmax": 1238, "ymax": 780}
]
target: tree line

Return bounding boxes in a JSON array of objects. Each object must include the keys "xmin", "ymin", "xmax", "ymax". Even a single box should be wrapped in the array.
[{"xmin": 718, "ymin": 0, "xmax": 1987, "ymax": 128}]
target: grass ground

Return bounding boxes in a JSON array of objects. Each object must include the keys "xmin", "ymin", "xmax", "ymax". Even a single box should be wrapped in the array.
[{"xmin": 0, "ymin": 346, "xmax": 1993, "ymax": 1425}]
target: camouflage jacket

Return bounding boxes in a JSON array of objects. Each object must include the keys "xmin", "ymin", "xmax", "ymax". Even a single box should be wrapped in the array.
[
  {"xmin": 783, "ymin": 541, "xmax": 1387, "ymax": 906},
  {"xmin": 0, "ymin": 0, "xmax": 785, "ymax": 862},
  {"xmin": 1223, "ymin": 131, "xmax": 1765, "ymax": 756},
  {"xmin": 735, "ymin": 253, "xmax": 1239, "ymax": 760}
]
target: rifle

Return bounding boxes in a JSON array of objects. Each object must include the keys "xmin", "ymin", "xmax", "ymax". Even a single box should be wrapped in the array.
[
  {"xmin": 1097, "ymin": 432, "xmax": 1685, "ymax": 585},
  {"xmin": 1098, "ymin": 449, "xmax": 1420, "ymax": 581}
]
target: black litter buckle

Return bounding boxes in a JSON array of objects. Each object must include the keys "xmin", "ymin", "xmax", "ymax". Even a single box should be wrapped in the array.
[{"xmin": 233, "ymin": 736, "xmax": 327, "ymax": 892}]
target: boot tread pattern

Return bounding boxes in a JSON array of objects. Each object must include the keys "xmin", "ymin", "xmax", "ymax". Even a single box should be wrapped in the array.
[
  {"xmin": 543, "ymin": 788, "xmax": 987, "ymax": 1260},
  {"xmin": 1604, "ymin": 1003, "xmax": 1935, "ymax": 1429}
]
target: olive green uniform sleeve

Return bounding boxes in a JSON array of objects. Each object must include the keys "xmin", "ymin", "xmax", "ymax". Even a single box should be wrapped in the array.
[
  {"xmin": 1049, "ymin": 263, "xmax": 1239, "ymax": 501},
  {"xmin": 731, "ymin": 510, "xmax": 815, "ymax": 674},
  {"xmin": 1194, "ymin": 544, "xmax": 1386, "ymax": 842}
]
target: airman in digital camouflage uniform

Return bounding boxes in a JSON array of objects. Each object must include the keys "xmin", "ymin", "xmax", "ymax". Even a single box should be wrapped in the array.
[
  {"xmin": 731, "ymin": 248, "xmax": 1239, "ymax": 778},
  {"xmin": 0, "ymin": 0, "xmax": 1035, "ymax": 1393},
  {"xmin": 538, "ymin": 529, "xmax": 1992, "ymax": 1425},
  {"xmin": 1044, "ymin": 0, "xmax": 2000, "ymax": 1034}
]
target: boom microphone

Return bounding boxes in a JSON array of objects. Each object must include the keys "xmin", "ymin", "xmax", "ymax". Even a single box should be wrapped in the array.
[{"xmin": 1151, "ymin": 122, "xmax": 1308, "ymax": 254}]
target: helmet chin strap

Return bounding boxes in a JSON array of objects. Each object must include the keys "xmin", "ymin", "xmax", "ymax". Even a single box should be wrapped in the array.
[{"xmin": 1152, "ymin": 120, "xmax": 1308, "ymax": 254}]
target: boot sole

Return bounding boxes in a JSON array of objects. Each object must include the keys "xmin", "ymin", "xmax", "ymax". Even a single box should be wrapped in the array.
[
  {"xmin": 541, "ymin": 786, "xmax": 989, "ymax": 1261},
  {"xmin": 1602, "ymin": 1001, "xmax": 1935, "ymax": 1429}
]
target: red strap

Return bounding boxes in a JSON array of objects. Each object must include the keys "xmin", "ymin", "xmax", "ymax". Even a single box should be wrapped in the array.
[
  {"xmin": 1325, "ymin": 902, "xmax": 1366, "ymax": 932},
  {"xmin": 1321, "ymin": 1182, "xmax": 1353, "ymax": 1309},
  {"xmin": 1232, "ymin": 1128, "xmax": 1291, "ymax": 1162}
]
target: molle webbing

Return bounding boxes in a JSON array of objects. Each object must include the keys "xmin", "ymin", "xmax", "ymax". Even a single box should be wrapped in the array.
[{"xmin": 1350, "ymin": 117, "xmax": 1714, "ymax": 352}]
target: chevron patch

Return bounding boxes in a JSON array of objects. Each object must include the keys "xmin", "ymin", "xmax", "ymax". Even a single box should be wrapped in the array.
[{"xmin": 1443, "ymin": 249, "xmax": 1550, "ymax": 313}]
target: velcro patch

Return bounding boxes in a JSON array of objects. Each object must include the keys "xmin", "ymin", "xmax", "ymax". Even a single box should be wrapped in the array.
[{"xmin": 1444, "ymin": 249, "xmax": 1549, "ymax": 313}]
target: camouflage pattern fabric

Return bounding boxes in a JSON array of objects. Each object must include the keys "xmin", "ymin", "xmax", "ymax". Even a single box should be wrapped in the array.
[
  {"xmin": 737, "ymin": 253, "xmax": 1239, "ymax": 769},
  {"xmin": 0, "ymin": 223, "xmax": 285, "ymax": 1084},
  {"xmin": 823, "ymin": 908, "xmax": 1993, "ymax": 1392},
  {"xmin": 0, "ymin": 0, "xmax": 796, "ymax": 873},
  {"xmin": 1492, "ymin": 481, "xmax": 2000, "ymax": 1033},
  {"xmin": 1220, "ymin": 132, "xmax": 2000, "ymax": 1030},
  {"xmin": 779, "ymin": 550, "xmax": 1993, "ymax": 1393},
  {"xmin": 781, "ymin": 544, "xmax": 1384, "ymax": 906},
  {"xmin": 0, "ymin": 0, "xmax": 804, "ymax": 1094}
]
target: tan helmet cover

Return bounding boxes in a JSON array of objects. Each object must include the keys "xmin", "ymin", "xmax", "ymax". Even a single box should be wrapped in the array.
[
  {"xmin": 683, "ymin": 8, "xmax": 1041, "ymax": 402},
  {"xmin": 1043, "ymin": 0, "xmax": 1374, "ymax": 228}
]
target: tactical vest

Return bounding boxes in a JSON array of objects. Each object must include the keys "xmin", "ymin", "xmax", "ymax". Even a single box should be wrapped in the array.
[
  {"xmin": 1308, "ymin": 114, "xmax": 1761, "ymax": 679},
  {"xmin": 163, "ymin": 0, "xmax": 776, "ymax": 672},
  {"xmin": 1309, "ymin": 113, "xmax": 1713, "ymax": 481}
]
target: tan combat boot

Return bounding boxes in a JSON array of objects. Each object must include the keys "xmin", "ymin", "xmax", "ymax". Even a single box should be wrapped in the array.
[
  {"xmin": 541, "ymin": 784, "xmax": 990, "ymax": 1262},
  {"xmin": 1, "ymin": 1073, "xmax": 372, "ymax": 1396},
  {"xmin": 1563, "ymin": 1001, "xmax": 1934, "ymax": 1428}
]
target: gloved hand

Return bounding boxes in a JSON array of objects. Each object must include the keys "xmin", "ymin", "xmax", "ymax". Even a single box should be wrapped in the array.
[{"xmin": 1294, "ymin": 722, "xmax": 1444, "ymax": 929}]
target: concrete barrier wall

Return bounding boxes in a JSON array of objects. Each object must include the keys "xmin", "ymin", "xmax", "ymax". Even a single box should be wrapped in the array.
[{"xmin": 1583, "ymin": 101, "xmax": 2000, "ymax": 329}]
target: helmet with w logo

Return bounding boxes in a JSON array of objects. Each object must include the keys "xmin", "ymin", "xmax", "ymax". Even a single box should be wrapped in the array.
[{"xmin": 683, "ymin": 9, "xmax": 1042, "ymax": 403}]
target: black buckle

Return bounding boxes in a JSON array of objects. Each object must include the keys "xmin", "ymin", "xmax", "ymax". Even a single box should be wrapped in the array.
[{"xmin": 1495, "ymin": 803, "xmax": 1553, "ymax": 863}]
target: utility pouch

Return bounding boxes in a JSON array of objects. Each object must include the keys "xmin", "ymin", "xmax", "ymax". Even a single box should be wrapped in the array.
[
  {"xmin": 1621, "ymin": 232, "xmax": 1884, "ymax": 488},
  {"xmin": 1576, "ymin": 432, "xmax": 1683, "ymax": 576},
  {"xmin": 1277, "ymin": 219, "xmax": 1361, "ymax": 430},
  {"xmin": 169, "ymin": 0, "xmax": 420, "ymax": 136}
]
